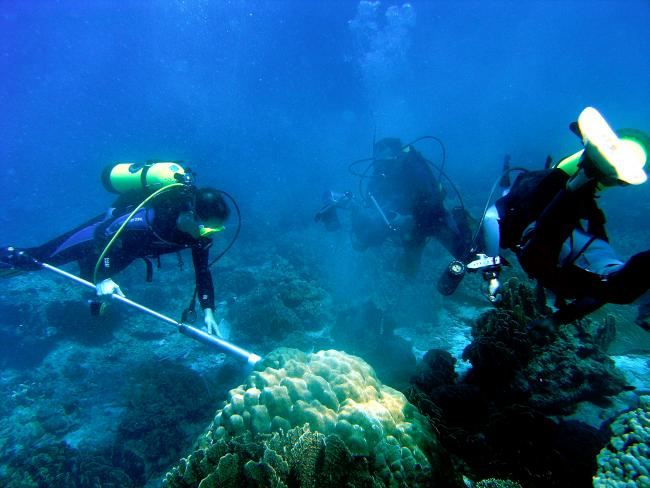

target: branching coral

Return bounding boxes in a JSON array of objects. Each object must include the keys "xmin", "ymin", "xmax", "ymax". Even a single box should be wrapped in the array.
[
  {"xmin": 163, "ymin": 348, "xmax": 461, "ymax": 487},
  {"xmin": 594, "ymin": 396, "xmax": 650, "ymax": 487}
]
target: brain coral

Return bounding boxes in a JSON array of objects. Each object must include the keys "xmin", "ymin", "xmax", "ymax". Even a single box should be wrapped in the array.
[
  {"xmin": 164, "ymin": 348, "xmax": 459, "ymax": 487},
  {"xmin": 593, "ymin": 396, "xmax": 650, "ymax": 487}
]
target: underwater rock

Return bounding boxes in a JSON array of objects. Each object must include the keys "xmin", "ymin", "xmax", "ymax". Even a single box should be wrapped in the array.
[
  {"xmin": 217, "ymin": 268, "xmax": 257, "ymax": 295},
  {"xmin": 163, "ymin": 348, "xmax": 462, "ymax": 487},
  {"xmin": 115, "ymin": 360, "xmax": 218, "ymax": 476},
  {"xmin": 332, "ymin": 299, "xmax": 416, "ymax": 389},
  {"xmin": 227, "ymin": 257, "xmax": 334, "ymax": 345},
  {"xmin": 410, "ymin": 278, "xmax": 627, "ymax": 486},
  {"xmin": 462, "ymin": 278, "xmax": 628, "ymax": 414},
  {"xmin": 411, "ymin": 348, "xmax": 458, "ymax": 395},
  {"xmin": 0, "ymin": 441, "xmax": 137, "ymax": 487},
  {"xmin": 471, "ymin": 479, "xmax": 523, "ymax": 488}
]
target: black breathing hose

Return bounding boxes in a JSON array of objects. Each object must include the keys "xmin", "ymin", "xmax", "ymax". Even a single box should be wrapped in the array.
[{"xmin": 348, "ymin": 135, "xmax": 465, "ymax": 212}]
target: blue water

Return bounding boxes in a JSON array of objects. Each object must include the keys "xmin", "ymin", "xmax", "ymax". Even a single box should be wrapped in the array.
[
  {"xmin": 2, "ymin": 0, "xmax": 649, "ymax": 243},
  {"xmin": 2, "ymin": 1, "xmax": 650, "ymax": 486}
]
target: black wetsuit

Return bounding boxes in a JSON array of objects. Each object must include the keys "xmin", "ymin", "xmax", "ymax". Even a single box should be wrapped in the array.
[
  {"xmin": 351, "ymin": 141, "xmax": 470, "ymax": 274},
  {"xmin": 496, "ymin": 167, "xmax": 650, "ymax": 322},
  {"xmin": 23, "ymin": 187, "xmax": 215, "ymax": 310}
]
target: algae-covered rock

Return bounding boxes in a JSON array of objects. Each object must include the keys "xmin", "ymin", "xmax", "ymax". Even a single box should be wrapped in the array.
[
  {"xmin": 474, "ymin": 479, "xmax": 523, "ymax": 488},
  {"xmin": 227, "ymin": 258, "xmax": 334, "ymax": 344},
  {"xmin": 462, "ymin": 278, "xmax": 627, "ymax": 414},
  {"xmin": 163, "ymin": 348, "xmax": 461, "ymax": 487},
  {"xmin": 0, "ymin": 441, "xmax": 136, "ymax": 487}
]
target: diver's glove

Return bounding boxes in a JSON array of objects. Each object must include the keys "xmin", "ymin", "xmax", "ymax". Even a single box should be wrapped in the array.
[
  {"xmin": 0, "ymin": 247, "xmax": 41, "ymax": 271},
  {"xmin": 204, "ymin": 308, "xmax": 226, "ymax": 338},
  {"xmin": 96, "ymin": 278, "xmax": 125, "ymax": 299}
]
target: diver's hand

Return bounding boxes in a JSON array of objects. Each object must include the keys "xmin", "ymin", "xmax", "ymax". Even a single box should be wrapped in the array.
[
  {"xmin": 96, "ymin": 278, "xmax": 125, "ymax": 299},
  {"xmin": 204, "ymin": 308, "xmax": 221, "ymax": 337},
  {"xmin": 482, "ymin": 271, "xmax": 502, "ymax": 304},
  {"xmin": 392, "ymin": 213, "xmax": 415, "ymax": 235},
  {"xmin": 487, "ymin": 277, "xmax": 502, "ymax": 304}
]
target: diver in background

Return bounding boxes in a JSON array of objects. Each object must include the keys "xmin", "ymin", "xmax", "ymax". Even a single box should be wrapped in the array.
[
  {"xmin": 477, "ymin": 107, "xmax": 650, "ymax": 330},
  {"xmin": 0, "ymin": 162, "xmax": 231, "ymax": 338},
  {"xmin": 316, "ymin": 137, "xmax": 472, "ymax": 278}
]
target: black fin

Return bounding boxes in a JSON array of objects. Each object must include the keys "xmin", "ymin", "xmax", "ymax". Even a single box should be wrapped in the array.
[
  {"xmin": 569, "ymin": 121, "xmax": 582, "ymax": 138},
  {"xmin": 544, "ymin": 155, "xmax": 553, "ymax": 169}
]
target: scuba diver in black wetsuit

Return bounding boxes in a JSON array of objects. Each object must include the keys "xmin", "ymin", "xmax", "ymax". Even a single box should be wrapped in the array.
[
  {"xmin": 471, "ymin": 107, "xmax": 650, "ymax": 331},
  {"xmin": 0, "ymin": 161, "xmax": 232, "ymax": 338},
  {"xmin": 315, "ymin": 137, "xmax": 472, "ymax": 278}
]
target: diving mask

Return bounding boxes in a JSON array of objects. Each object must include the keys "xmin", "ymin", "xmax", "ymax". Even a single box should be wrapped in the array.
[{"xmin": 198, "ymin": 224, "xmax": 225, "ymax": 238}]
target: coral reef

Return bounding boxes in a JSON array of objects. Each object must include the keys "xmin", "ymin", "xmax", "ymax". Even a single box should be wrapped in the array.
[
  {"xmin": 0, "ymin": 441, "xmax": 137, "ymax": 488},
  {"xmin": 409, "ymin": 278, "xmax": 624, "ymax": 487},
  {"xmin": 411, "ymin": 349, "xmax": 457, "ymax": 395},
  {"xmin": 594, "ymin": 395, "xmax": 650, "ymax": 487},
  {"xmin": 116, "ymin": 360, "xmax": 220, "ymax": 474},
  {"xmin": 163, "ymin": 348, "xmax": 461, "ymax": 487},
  {"xmin": 462, "ymin": 278, "xmax": 627, "ymax": 414},
  {"xmin": 224, "ymin": 258, "xmax": 334, "ymax": 346},
  {"xmin": 473, "ymin": 480, "xmax": 523, "ymax": 488}
]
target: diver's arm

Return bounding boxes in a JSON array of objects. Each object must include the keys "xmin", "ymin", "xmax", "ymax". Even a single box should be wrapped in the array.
[
  {"xmin": 552, "ymin": 296, "xmax": 605, "ymax": 324},
  {"xmin": 191, "ymin": 244, "xmax": 215, "ymax": 310},
  {"xmin": 192, "ymin": 244, "xmax": 222, "ymax": 335}
]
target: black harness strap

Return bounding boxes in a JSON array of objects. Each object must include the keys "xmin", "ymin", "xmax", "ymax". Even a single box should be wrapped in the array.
[{"xmin": 142, "ymin": 258, "xmax": 153, "ymax": 282}]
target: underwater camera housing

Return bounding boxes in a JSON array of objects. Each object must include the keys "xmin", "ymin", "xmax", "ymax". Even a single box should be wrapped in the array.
[{"xmin": 437, "ymin": 259, "xmax": 467, "ymax": 296}]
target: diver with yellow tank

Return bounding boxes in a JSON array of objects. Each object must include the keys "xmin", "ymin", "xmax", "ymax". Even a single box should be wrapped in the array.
[
  {"xmin": 464, "ymin": 107, "xmax": 650, "ymax": 333},
  {"xmin": 0, "ymin": 161, "xmax": 233, "ymax": 338}
]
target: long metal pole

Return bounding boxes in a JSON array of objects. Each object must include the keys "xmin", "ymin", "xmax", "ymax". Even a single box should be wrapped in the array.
[
  {"xmin": 39, "ymin": 262, "xmax": 261, "ymax": 365},
  {"xmin": 368, "ymin": 193, "xmax": 397, "ymax": 231}
]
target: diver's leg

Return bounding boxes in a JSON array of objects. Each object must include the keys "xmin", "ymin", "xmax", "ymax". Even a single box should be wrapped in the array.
[
  {"xmin": 398, "ymin": 240, "xmax": 425, "ymax": 277},
  {"xmin": 431, "ymin": 208, "xmax": 471, "ymax": 260},
  {"xmin": 3, "ymin": 214, "xmax": 107, "ymax": 271}
]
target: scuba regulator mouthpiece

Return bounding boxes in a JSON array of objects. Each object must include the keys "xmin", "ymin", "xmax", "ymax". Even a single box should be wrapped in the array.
[{"xmin": 174, "ymin": 169, "xmax": 196, "ymax": 188}]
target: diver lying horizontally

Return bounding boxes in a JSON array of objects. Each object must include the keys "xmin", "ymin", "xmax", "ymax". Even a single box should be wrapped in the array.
[{"xmin": 0, "ymin": 161, "xmax": 233, "ymax": 338}]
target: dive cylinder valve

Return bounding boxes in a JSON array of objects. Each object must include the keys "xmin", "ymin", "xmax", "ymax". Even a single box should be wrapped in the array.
[{"xmin": 102, "ymin": 161, "xmax": 189, "ymax": 194}]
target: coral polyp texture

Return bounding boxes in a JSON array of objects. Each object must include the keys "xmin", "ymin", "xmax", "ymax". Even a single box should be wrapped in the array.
[
  {"xmin": 593, "ymin": 396, "xmax": 650, "ymax": 487},
  {"xmin": 163, "ymin": 347, "xmax": 460, "ymax": 487}
]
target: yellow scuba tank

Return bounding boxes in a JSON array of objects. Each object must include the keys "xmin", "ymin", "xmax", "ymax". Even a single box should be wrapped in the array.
[{"xmin": 101, "ymin": 161, "xmax": 188, "ymax": 194}]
